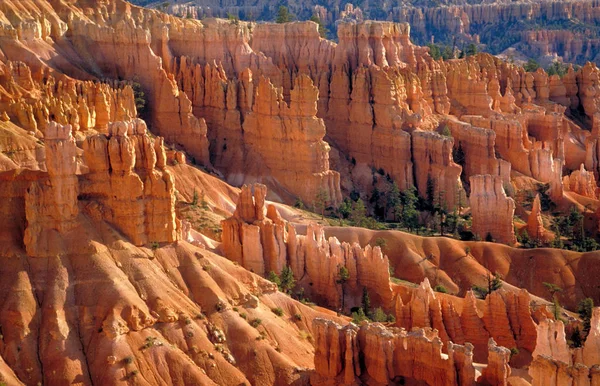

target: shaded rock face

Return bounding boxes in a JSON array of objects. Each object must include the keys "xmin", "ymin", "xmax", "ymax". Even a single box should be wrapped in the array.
[
  {"xmin": 221, "ymin": 183, "xmax": 392, "ymax": 310},
  {"xmin": 312, "ymin": 318, "xmax": 512, "ymax": 386}
]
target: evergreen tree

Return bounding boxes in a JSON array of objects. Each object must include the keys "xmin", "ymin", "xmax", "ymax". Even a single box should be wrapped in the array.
[
  {"xmin": 465, "ymin": 43, "xmax": 478, "ymax": 56},
  {"xmin": 352, "ymin": 308, "xmax": 369, "ymax": 324},
  {"xmin": 400, "ymin": 186, "xmax": 419, "ymax": 232},
  {"xmin": 543, "ymin": 282, "xmax": 563, "ymax": 321},
  {"xmin": 314, "ymin": 188, "xmax": 329, "ymax": 220},
  {"xmin": 309, "ymin": 14, "xmax": 327, "ymax": 38},
  {"xmin": 276, "ymin": 6, "xmax": 292, "ymax": 23},
  {"xmin": 280, "ymin": 265, "xmax": 296, "ymax": 294},
  {"xmin": 371, "ymin": 307, "xmax": 388, "ymax": 322},
  {"xmin": 267, "ymin": 271, "xmax": 281, "ymax": 287},
  {"xmin": 361, "ymin": 287, "xmax": 371, "ymax": 315},
  {"xmin": 578, "ymin": 298, "xmax": 594, "ymax": 335},
  {"xmin": 336, "ymin": 266, "xmax": 350, "ymax": 311},
  {"xmin": 387, "ymin": 182, "xmax": 401, "ymax": 221},
  {"xmin": 191, "ymin": 189, "xmax": 199, "ymax": 206},
  {"xmin": 350, "ymin": 199, "xmax": 368, "ymax": 227},
  {"xmin": 524, "ymin": 59, "xmax": 540, "ymax": 72}
]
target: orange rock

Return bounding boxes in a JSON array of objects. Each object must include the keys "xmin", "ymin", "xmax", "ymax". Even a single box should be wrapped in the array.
[
  {"xmin": 313, "ymin": 318, "xmax": 478, "ymax": 385},
  {"xmin": 533, "ymin": 318, "xmax": 571, "ymax": 365},
  {"xmin": 504, "ymin": 289, "xmax": 538, "ymax": 353},
  {"xmin": 469, "ymin": 175, "xmax": 516, "ymax": 245},
  {"xmin": 564, "ymin": 164, "xmax": 598, "ymax": 199},
  {"xmin": 411, "ymin": 130, "xmax": 466, "ymax": 210},
  {"xmin": 583, "ymin": 308, "xmax": 600, "ymax": 367},
  {"xmin": 482, "ymin": 292, "xmax": 517, "ymax": 349},
  {"xmin": 24, "ymin": 122, "xmax": 79, "ymax": 256},
  {"xmin": 479, "ymin": 338, "xmax": 511, "ymax": 386},
  {"xmin": 460, "ymin": 291, "xmax": 490, "ymax": 362},
  {"xmin": 80, "ymin": 119, "xmax": 180, "ymax": 246},
  {"xmin": 222, "ymin": 183, "xmax": 392, "ymax": 310},
  {"xmin": 527, "ymin": 194, "xmax": 547, "ymax": 242}
]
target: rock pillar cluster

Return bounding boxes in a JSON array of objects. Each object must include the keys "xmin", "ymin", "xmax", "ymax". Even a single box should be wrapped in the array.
[
  {"xmin": 221, "ymin": 183, "xmax": 392, "ymax": 310},
  {"xmin": 80, "ymin": 119, "xmax": 179, "ymax": 246},
  {"xmin": 312, "ymin": 318, "xmax": 512, "ymax": 385}
]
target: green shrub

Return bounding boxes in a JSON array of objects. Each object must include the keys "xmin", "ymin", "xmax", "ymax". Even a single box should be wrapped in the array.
[
  {"xmin": 250, "ymin": 318, "xmax": 262, "ymax": 328},
  {"xmin": 434, "ymin": 285, "xmax": 448, "ymax": 293},
  {"xmin": 271, "ymin": 307, "xmax": 284, "ymax": 317}
]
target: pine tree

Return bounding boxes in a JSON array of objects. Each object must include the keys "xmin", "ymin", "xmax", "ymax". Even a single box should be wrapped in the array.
[
  {"xmin": 280, "ymin": 265, "xmax": 296, "ymax": 294},
  {"xmin": 276, "ymin": 6, "xmax": 292, "ymax": 23},
  {"xmin": 309, "ymin": 14, "xmax": 327, "ymax": 38},
  {"xmin": 350, "ymin": 199, "xmax": 367, "ymax": 227},
  {"xmin": 314, "ymin": 188, "xmax": 329, "ymax": 220},
  {"xmin": 578, "ymin": 298, "xmax": 594, "ymax": 335},
  {"xmin": 267, "ymin": 271, "xmax": 281, "ymax": 287},
  {"xmin": 361, "ymin": 287, "xmax": 371, "ymax": 315},
  {"xmin": 336, "ymin": 266, "xmax": 350, "ymax": 311},
  {"xmin": 387, "ymin": 182, "xmax": 401, "ymax": 221}
]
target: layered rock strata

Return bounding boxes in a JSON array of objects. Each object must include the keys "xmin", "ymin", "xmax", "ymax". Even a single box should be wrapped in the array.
[{"xmin": 20, "ymin": 119, "xmax": 180, "ymax": 256}]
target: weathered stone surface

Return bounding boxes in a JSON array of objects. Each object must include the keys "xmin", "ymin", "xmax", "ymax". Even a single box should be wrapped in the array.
[
  {"xmin": 221, "ymin": 184, "xmax": 392, "ymax": 310},
  {"xmin": 24, "ymin": 122, "xmax": 79, "ymax": 256},
  {"xmin": 469, "ymin": 175, "xmax": 516, "ymax": 245},
  {"xmin": 479, "ymin": 338, "xmax": 511, "ymax": 386},
  {"xmin": 412, "ymin": 130, "xmax": 466, "ymax": 210},
  {"xmin": 533, "ymin": 318, "xmax": 571, "ymax": 365},
  {"xmin": 583, "ymin": 308, "xmax": 600, "ymax": 367},
  {"xmin": 80, "ymin": 119, "xmax": 180, "ymax": 246},
  {"xmin": 312, "ymin": 317, "xmax": 479, "ymax": 385},
  {"xmin": 564, "ymin": 164, "xmax": 598, "ymax": 199}
]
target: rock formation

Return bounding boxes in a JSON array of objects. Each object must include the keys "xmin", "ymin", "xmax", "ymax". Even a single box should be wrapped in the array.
[
  {"xmin": 412, "ymin": 130, "xmax": 465, "ymax": 210},
  {"xmin": 469, "ymin": 175, "xmax": 516, "ymax": 244},
  {"xmin": 532, "ymin": 318, "xmax": 572, "ymax": 365},
  {"xmin": 312, "ymin": 317, "xmax": 514, "ymax": 386},
  {"xmin": 3, "ymin": 0, "xmax": 600, "ymax": 383},
  {"xmin": 394, "ymin": 279, "xmax": 537, "ymax": 362},
  {"xmin": 23, "ymin": 122, "xmax": 79, "ymax": 256},
  {"xmin": 80, "ymin": 119, "xmax": 180, "ymax": 246},
  {"xmin": 583, "ymin": 308, "xmax": 600, "ymax": 367},
  {"xmin": 479, "ymin": 338, "xmax": 511, "ymax": 386},
  {"xmin": 564, "ymin": 164, "xmax": 598, "ymax": 199},
  {"xmin": 221, "ymin": 183, "xmax": 392, "ymax": 310}
]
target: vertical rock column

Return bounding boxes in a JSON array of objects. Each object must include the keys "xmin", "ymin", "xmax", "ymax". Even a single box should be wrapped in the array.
[
  {"xmin": 469, "ymin": 174, "xmax": 516, "ymax": 245},
  {"xmin": 24, "ymin": 122, "xmax": 79, "ymax": 256}
]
